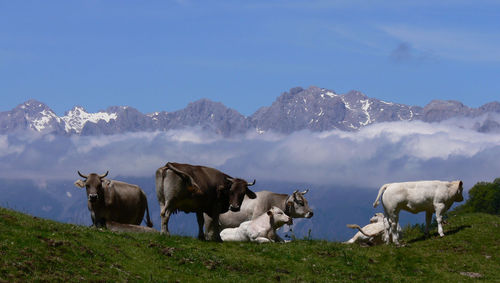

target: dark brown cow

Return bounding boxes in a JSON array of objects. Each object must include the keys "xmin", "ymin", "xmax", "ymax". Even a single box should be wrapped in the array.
[
  {"xmin": 155, "ymin": 162, "xmax": 256, "ymax": 241},
  {"xmin": 75, "ymin": 171, "xmax": 153, "ymax": 228}
]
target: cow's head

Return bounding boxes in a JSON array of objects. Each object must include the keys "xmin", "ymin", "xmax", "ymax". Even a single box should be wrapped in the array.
[
  {"xmin": 284, "ymin": 189, "xmax": 314, "ymax": 218},
  {"xmin": 267, "ymin": 206, "xmax": 293, "ymax": 228},
  {"xmin": 74, "ymin": 171, "xmax": 109, "ymax": 203},
  {"xmin": 370, "ymin": 213, "xmax": 385, "ymax": 223},
  {"xmin": 453, "ymin": 180, "xmax": 464, "ymax": 202},
  {"xmin": 225, "ymin": 177, "xmax": 257, "ymax": 212}
]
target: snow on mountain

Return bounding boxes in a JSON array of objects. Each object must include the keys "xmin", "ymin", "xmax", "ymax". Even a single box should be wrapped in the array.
[
  {"xmin": 1, "ymin": 87, "xmax": 500, "ymax": 136},
  {"xmin": 62, "ymin": 106, "xmax": 118, "ymax": 134}
]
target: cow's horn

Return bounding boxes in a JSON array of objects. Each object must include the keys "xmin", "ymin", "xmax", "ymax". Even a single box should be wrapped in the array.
[
  {"xmin": 99, "ymin": 171, "xmax": 109, "ymax": 179},
  {"xmin": 247, "ymin": 179, "xmax": 256, "ymax": 186},
  {"xmin": 301, "ymin": 188, "xmax": 309, "ymax": 195},
  {"xmin": 78, "ymin": 171, "xmax": 88, "ymax": 179}
]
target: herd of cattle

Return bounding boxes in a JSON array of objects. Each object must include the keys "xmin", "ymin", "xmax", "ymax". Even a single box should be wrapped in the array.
[{"xmin": 74, "ymin": 162, "xmax": 464, "ymax": 245}]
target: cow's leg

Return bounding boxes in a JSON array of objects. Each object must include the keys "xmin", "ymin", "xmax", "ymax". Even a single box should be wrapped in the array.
[
  {"xmin": 434, "ymin": 203, "xmax": 446, "ymax": 237},
  {"xmin": 254, "ymin": 237, "xmax": 272, "ymax": 243},
  {"xmin": 425, "ymin": 211, "xmax": 433, "ymax": 236},
  {"xmin": 390, "ymin": 213, "xmax": 400, "ymax": 245},
  {"xmin": 160, "ymin": 201, "xmax": 172, "ymax": 236},
  {"xmin": 209, "ymin": 212, "xmax": 223, "ymax": 242},
  {"xmin": 204, "ymin": 214, "xmax": 218, "ymax": 241},
  {"xmin": 196, "ymin": 212, "xmax": 205, "ymax": 241},
  {"xmin": 382, "ymin": 205, "xmax": 395, "ymax": 244},
  {"xmin": 384, "ymin": 207, "xmax": 399, "ymax": 245},
  {"xmin": 90, "ymin": 211, "xmax": 97, "ymax": 227}
]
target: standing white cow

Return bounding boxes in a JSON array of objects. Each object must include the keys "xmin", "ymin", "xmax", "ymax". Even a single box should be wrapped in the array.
[
  {"xmin": 220, "ymin": 206, "xmax": 292, "ymax": 243},
  {"xmin": 373, "ymin": 180, "xmax": 464, "ymax": 244}
]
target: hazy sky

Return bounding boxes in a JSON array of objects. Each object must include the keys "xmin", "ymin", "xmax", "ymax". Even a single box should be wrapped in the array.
[{"xmin": 1, "ymin": 1, "xmax": 499, "ymax": 116}]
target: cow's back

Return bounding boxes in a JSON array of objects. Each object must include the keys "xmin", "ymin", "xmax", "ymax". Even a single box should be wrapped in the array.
[
  {"xmin": 105, "ymin": 180, "xmax": 147, "ymax": 224},
  {"xmin": 168, "ymin": 162, "xmax": 226, "ymax": 190},
  {"xmin": 160, "ymin": 163, "xmax": 222, "ymax": 213},
  {"xmin": 382, "ymin": 181, "xmax": 448, "ymax": 213}
]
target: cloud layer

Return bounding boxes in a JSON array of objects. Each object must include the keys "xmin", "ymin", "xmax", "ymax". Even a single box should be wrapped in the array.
[{"xmin": 1, "ymin": 115, "xmax": 500, "ymax": 190}]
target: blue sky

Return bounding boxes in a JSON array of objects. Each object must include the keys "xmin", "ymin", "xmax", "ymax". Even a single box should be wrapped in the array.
[{"xmin": 1, "ymin": 0, "xmax": 499, "ymax": 116}]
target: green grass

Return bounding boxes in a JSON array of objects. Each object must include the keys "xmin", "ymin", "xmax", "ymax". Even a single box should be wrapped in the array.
[{"xmin": 1, "ymin": 207, "xmax": 499, "ymax": 282}]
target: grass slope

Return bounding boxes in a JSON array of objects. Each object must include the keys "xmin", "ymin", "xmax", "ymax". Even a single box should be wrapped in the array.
[{"xmin": 0, "ymin": 207, "xmax": 499, "ymax": 282}]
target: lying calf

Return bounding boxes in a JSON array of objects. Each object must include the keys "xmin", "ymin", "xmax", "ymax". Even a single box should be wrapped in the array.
[
  {"xmin": 220, "ymin": 206, "xmax": 292, "ymax": 243},
  {"xmin": 344, "ymin": 213, "xmax": 401, "ymax": 245}
]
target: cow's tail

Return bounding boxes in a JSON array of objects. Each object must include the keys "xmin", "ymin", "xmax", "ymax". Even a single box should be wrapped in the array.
[
  {"xmin": 373, "ymin": 184, "xmax": 388, "ymax": 208},
  {"xmin": 144, "ymin": 198, "xmax": 153, "ymax": 228},
  {"xmin": 346, "ymin": 224, "xmax": 377, "ymax": 237}
]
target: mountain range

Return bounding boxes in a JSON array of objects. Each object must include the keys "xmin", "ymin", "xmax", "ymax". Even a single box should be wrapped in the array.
[{"xmin": 2, "ymin": 86, "xmax": 500, "ymax": 136}]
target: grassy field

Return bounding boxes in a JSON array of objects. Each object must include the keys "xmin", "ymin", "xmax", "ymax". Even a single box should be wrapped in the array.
[{"xmin": 0, "ymin": 207, "xmax": 499, "ymax": 282}]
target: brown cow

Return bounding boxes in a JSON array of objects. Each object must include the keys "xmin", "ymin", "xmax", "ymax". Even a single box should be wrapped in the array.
[
  {"xmin": 155, "ymin": 162, "xmax": 256, "ymax": 241},
  {"xmin": 75, "ymin": 171, "xmax": 153, "ymax": 228}
]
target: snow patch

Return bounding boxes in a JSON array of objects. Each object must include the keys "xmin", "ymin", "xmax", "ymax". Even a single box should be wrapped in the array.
[
  {"xmin": 341, "ymin": 97, "xmax": 353, "ymax": 110},
  {"xmin": 360, "ymin": 99, "xmax": 373, "ymax": 126},
  {"xmin": 31, "ymin": 110, "xmax": 61, "ymax": 131},
  {"xmin": 318, "ymin": 108, "xmax": 324, "ymax": 116},
  {"xmin": 325, "ymin": 91, "xmax": 336, "ymax": 98},
  {"xmin": 62, "ymin": 107, "xmax": 118, "ymax": 133}
]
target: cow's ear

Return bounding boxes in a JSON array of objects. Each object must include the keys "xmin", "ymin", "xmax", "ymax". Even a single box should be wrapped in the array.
[
  {"xmin": 102, "ymin": 179, "xmax": 111, "ymax": 189},
  {"xmin": 74, "ymin": 180, "xmax": 85, "ymax": 188},
  {"xmin": 246, "ymin": 189, "xmax": 257, "ymax": 199}
]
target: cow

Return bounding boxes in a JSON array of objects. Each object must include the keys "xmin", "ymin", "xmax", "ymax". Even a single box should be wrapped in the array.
[
  {"xmin": 220, "ymin": 206, "xmax": 292, "ymax": 243},
  {"xmin": 155, "ymin": 162, "xmax": 257, "ymax": 241},
  {"xmin": 205, "ymin": 189, "xmax": 313, "ymax": 241},
  {"xmin": 344, "ymin": 213, "xmax": 401, "ymax": 246},
  {"xmin": 373, "ymin": 180, "xmax": 464, "ymax": 244},
  {"xmin": 74, "ymin": 171, "xmax": 153, "ymax": 228}
]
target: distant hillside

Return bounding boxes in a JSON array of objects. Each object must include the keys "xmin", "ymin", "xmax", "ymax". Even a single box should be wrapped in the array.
[
  {"xmin": 0, "ymin": 207, "xmax": 498, "ymax": 281},
  {"xmin": 2, "ymin": 86, "xmax": 500, "ymax": 136}
]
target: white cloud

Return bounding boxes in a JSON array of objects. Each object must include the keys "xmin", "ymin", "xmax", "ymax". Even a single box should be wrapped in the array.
[{"xmin": 1, "ymin": 116, "xmax": 500, "ymax": 190}]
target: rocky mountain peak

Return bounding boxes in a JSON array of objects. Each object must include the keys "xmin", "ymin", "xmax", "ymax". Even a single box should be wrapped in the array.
[{"xmin": 1, "ymin": 87, "xmax": 500, "ymax": 136}]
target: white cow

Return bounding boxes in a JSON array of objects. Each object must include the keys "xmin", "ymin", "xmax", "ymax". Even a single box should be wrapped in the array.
[
  {"xmin": 373, "ymin": 180, "xmax": 464, "ymax": 244},
  {"xmin": 344, "ymin": 213, "xmax": 401, "ymax": 245},
  {"xmin": 205, "ymin": 189, "xmax": 313, "ymax": 241},
  {"xmin": 220, "ymin": 206, "xmax": 292, "ymax": 243}
]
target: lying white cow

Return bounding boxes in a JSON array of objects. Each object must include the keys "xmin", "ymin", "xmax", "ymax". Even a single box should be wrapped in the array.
[
  {"xmin": 205, "ymin": 189, "xmax": 313, "ymax": 241},
  {"xmin": 344, "ymin": 213, "xmax": 401, "ymax": 245},
  {"xmin": 373, "ymin": 180, "xmax": 464, "ymax": 244},
  {"xmin": 220, "ymin": 206, "xmax": 292, "ymax": 243}
]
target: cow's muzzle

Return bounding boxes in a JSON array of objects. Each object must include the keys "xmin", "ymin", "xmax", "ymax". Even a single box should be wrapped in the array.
[
  {"xmin": 305, "ymin": 211, "xmax": 314, "ymax": 218},
  {"xmin": 229, "ymin": 205, "xmax": 240, "ymax": 212},
  {"xmin": 287, "ymin": 218, "xmax": 293, "ymax": 225},
  {"xmin": 89, "ymin": 194, "xmax": 98, "ymax": 202}
]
